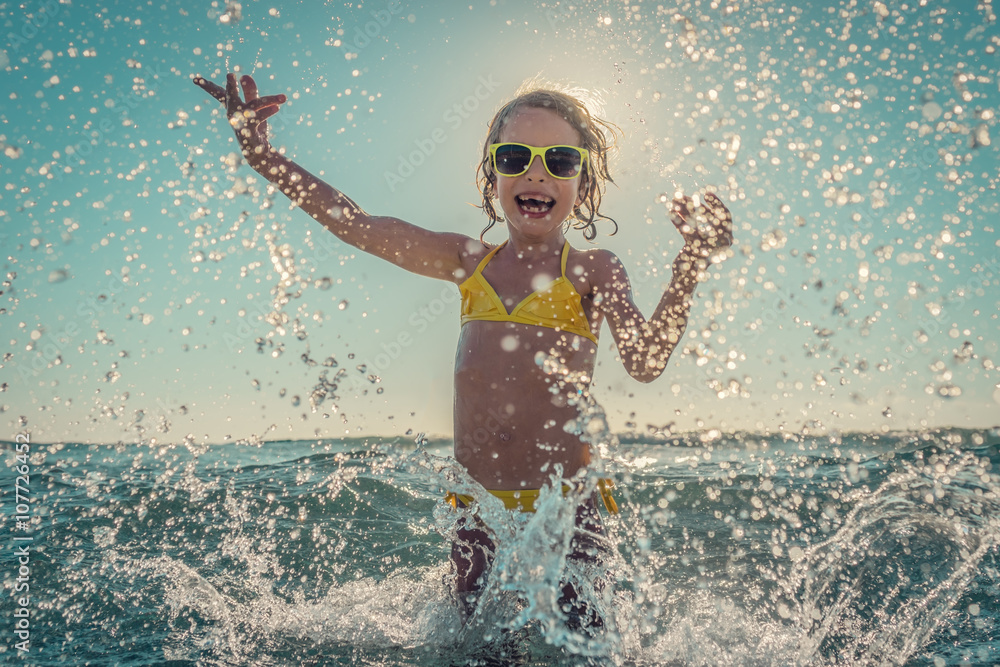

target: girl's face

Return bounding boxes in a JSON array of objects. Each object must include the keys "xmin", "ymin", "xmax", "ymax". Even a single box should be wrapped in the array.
[{"xmin": 494, "ymin": 106, "xmax": 585, "ymax": 242}]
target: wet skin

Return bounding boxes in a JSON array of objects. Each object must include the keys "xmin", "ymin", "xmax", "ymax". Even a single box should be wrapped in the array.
[{"xmin": 453, "ymin": 264, "xmax": 599, "ymax": 490}]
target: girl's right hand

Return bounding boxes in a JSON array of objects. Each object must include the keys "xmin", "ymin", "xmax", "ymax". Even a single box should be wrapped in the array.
[{"xmin": 192, "ymin": 73, "xmax": 286, "ymax": 167}]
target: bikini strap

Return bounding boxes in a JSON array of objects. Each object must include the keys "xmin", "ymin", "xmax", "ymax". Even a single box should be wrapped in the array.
[{"xmin": 473, "ymin": 241, "xmax": 506, "ymax": 276}]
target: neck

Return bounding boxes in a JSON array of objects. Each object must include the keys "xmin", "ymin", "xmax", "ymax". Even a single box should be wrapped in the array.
[{"xmin": 503, "ymin": 234, "xmax": 566, "ymax": 261}]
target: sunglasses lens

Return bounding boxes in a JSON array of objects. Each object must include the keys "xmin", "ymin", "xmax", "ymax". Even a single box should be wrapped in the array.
[
  {"xmin": 544, "ymin": 147, "xmax": 583, "ymax": 178},
  {"xmin": 493, "ymin": 144, "xmax": 532, "ymax": 175},
  {"xmin": 492, "ymin": 144, "xmax": 585, "ymax": 178}
]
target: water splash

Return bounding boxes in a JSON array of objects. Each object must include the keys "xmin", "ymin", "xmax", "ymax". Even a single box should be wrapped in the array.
[
  {"xmin": 12, "ymin": 427, "xmax": 998, "ymax": 664},
  {"xmin": 780, "ymin": 447, "xmax": 1000, "ymax": 666}
]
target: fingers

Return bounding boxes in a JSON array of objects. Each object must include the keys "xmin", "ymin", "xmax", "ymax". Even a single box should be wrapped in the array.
[
  {"xmin": 703, "ymin": 192, "xmax": 732, "ymax": 225},
  {"xmin": 192, "ymin": 76, "xmax": 226, "ymax": 104},
  {"xmin": 257, "ymin": 93, "xmax": 287, "ymax": 107},
  {"xmin": 239, "ymin": 75, "xmax": 288, "ymax": 110},
  {"xmin": 194, "ymin": 73, "xmax": 286, "ymax": 122},
  {"xmin": 669, "ymin": 190, "xmax": 734, "ymax": 251},
  {"xmin": 672, "ymin": 195, "xmax": 693, "ymax": 217},
  {"xmin": 225, "ymin": 73, "xmax": 242, "ymax": 115},
  {"xmin": 254, "ymin": 106, "xmax": 280, "ymax": 124},
  {"xmin": 251, "ymin": 93, "xmax": 287, "ymax": 114},
  {"xmin": 702, "ymin": 192, "xmax": 734, "ymax": 245},
  {"xmin": 669, "ymin": 195, "xmax": 695, "ymax": 234},
  {"xmin": 240, "ymin": 74, "xmax": 259, "ymax": 102}
]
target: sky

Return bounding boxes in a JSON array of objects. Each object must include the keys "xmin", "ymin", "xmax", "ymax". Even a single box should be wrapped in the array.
[{"xmin": 1, "ymin": 0, "xmax": 998, "ymax": 445}]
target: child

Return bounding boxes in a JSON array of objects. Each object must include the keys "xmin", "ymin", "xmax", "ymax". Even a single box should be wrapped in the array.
[{"xmin": 193, "ymin": 73, "xmax": 733, "ymax": 628}]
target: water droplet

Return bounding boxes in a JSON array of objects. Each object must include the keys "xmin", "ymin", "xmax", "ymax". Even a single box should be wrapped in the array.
[
  {"xmin": 936, "ymin": 384, "xmax": 962, "ymax": 398},
  {"xmin": 921, "ymin": 100, "xmax": 942, "ymax": 121},
  {"xmin": 585, "ymin": 416, "xmax": 607, "ymax": 435},
  {"xmin": 954, "ymin": 341, "xmax": 974, "ymax": 363},
  {"xmin": 530, "ymin": 273, "xmax": 554, "ymax": 292},
  {"xmin": 48, "ymin": 269, "xmax": 69, "ymax": 283},
  {"xmin": 759, "ymin": 229, "xmax": 787, "ymax": 251}
]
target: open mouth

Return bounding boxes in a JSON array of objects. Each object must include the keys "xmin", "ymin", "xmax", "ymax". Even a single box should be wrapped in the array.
[{"xmin": 515, "ymin": 194, "xmax": 555, "ymax": 215}]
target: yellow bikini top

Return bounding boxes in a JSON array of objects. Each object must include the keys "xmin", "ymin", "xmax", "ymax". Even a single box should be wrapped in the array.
[{"xmin": 459, "ymin": 241, "xmax": 598, "ymax": 344}]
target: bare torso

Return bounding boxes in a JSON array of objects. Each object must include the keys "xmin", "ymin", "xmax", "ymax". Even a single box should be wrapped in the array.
[{"xmin": 453, "ymin": 241, "xmax": 602, "ymax": 490}]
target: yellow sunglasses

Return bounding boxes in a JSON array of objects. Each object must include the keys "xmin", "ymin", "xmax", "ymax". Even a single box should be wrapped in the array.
[{"xmin": 489, "ymin": 143, "xmax": 589, "ymax": 180}]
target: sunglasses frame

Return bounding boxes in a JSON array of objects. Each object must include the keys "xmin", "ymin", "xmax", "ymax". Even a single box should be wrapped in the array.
[{"xmin": 488, "ymin": 143, "xmax": 590, "ymax": 180}]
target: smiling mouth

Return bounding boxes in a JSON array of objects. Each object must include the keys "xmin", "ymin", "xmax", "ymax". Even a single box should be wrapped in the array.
[{"xmin": 516, "ymin": 195, "xmax": 555, "ymax": 214}]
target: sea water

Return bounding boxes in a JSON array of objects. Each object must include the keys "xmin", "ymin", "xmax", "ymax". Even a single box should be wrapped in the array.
[{"xmin": 1, "ymin": 428, "xmax": 997, "ymax": 666}]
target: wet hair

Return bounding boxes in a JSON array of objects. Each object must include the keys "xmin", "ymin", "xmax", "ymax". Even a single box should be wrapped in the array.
[{"xmin": 476, "ymin": 85, "xmax": 620, "ymax": 243}]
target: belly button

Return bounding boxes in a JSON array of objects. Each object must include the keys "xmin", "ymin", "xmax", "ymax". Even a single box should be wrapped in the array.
[{"xmin": 500, "ymin": 432, "xmax": 511, "ymax": 442}]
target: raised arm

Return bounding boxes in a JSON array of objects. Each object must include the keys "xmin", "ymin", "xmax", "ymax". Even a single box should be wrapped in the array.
[
  {"xmin": 595, "ymin": 192, "xmax": 733, "ymax": 383},
  {"xmin": 193, "ymin": 73, "xmax": 470, "ymax": 282}
]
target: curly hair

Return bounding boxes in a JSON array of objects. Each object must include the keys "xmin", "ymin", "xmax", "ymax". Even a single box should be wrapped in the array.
[{"xmin": 476, "ymin": 85, "xmax": 620, "ymax": 243}]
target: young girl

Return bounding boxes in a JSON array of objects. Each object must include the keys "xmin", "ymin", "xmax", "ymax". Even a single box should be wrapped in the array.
[{"xmin": 193, "ymin": 73, "xmax": 733, "ymax": 628}]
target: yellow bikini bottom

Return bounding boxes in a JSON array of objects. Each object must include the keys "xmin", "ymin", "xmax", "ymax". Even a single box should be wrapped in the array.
[{"xmin": 446, "ymin": 479, "xmax": 618, "ymax": 515}]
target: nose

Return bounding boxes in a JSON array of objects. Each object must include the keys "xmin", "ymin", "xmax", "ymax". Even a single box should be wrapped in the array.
[{"xmin": 524, "ymin": 153, "xmax": 547, "ymax": 180}]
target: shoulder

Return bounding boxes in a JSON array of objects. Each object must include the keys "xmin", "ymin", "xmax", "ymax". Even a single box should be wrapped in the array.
[
  {"xmin": 455, "ymin": 236, "xmax": 499, "ymax": 282},
  {"xmin": 566, "ymin": 246, "xmax": 629, "ymax": 293},
  {"xmin": 566, "ymin": 245, "xmax": 620, "ymax": 271},
  {"xmin": 566, "ymin": 248, "xmax": 625, "ymax": 277}
]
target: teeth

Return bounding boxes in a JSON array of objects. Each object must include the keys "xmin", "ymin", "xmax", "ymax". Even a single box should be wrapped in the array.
[
  {"xmin": 516, "ymin": 194, "xmax": 555, "ymax": 214},
  {"xmin": 517, "ymin": 195, "xmax": 553, "ymax": 204}
]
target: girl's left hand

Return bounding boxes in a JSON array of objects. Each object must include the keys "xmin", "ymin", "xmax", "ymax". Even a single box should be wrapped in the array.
[{"xmin": 670, "ymin": 191, "xmax": 734, "ymax": 258}]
